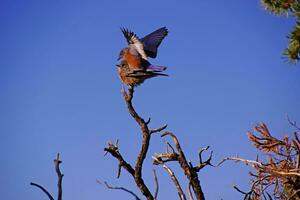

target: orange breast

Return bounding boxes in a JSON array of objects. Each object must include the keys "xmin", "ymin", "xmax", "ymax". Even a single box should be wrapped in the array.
[{"xmin": 123, "ymin": 50, "xmax": 142, "ymax": 70}]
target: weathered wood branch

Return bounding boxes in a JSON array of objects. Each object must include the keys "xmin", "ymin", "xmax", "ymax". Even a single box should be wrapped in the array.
[
  {"xmin": 193, "ymin": 146, "xmax": 213, "ymax": 172},
  {"xmin": 150, "ymin": 124, "xmax": 168, "ymax": 134},
  {"xmin": 187, "ymin": 183, "xmax": 194, "ymax": 200},
  {"xmin": 122, "ymin": 87, "xmax": 153, "ymax": 199},
  {"xmin": 54, "ymin": 154, "xmax": 63, "ymax": 200},
  {"xmin": 104, "ymin": 141, "xmax": 135, "ymax": 177},
  {"xmin": 217, "ymin": 157, "xmax": 300, "ymax": 177},
  {"xmin": 30, "ymin": 153, "xmax": 63, "ymax": 200},
  {"xmin": 105, "ymin": 88, "xmax": 168, "ymax": 200},
  {"xmin": 221, "ymin": 122, "xmax": 300, "ymax": 199},
  {"xmin": 153, "ymin": 170, "xmax": 159, "ymax": 200},
  {"xmin": 160, "ymin": 132, "xmax": 206, "ymax": 200},
  {"xmin": 153, "ymin": 157, "xmax": 187, "ymax": 200}
]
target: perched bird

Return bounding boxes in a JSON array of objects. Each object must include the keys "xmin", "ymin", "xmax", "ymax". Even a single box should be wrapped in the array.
[
  {"xmin": 117, "ymin": 60, "xmax": 167, "ymax": 88},
  {"xmin": 117, "ymin": 27, "xmax": 168, "ymax": 87}
]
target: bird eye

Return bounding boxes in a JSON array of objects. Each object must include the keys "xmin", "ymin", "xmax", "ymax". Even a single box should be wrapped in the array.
[{"xmin": 116, "ymin": 63, "xmax": 125, "ymax": 68}]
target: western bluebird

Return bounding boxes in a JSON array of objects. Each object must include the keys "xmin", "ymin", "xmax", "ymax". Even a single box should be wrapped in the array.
[
  {"xmin": 117, "ymin": 60, "xmax": 168, "ymax": 88},
  {"xmin": 117, "ymin": 27, "xmax": 168, "ymax": 87}
]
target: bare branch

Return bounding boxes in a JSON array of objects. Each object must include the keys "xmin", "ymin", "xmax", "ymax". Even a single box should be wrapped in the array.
[
  {"xmin": 217, "ymin": 157, "xmax": 262, "ymax": 168},
  {"xmin": 104, "ymin": 141, "xmax": 135, "ymax": 178},
  {"xmin": 153, "ymin": 152, "xmax": 179, "ymax": 165},
  {"xmin": 287, "ymin": 115, "xmax": 300, "ymax": 131},
  {"xmin": 161, "ymin": 132, "xmax": 206, "ymax": 200},
  {"xmin": 166, "ymin": 141, "xmax": 176, "ymax": 154},
  {"xmin": 146, "ymin": 118, "xmax": 151, "ymax": 125},
  {"xmin": 233, "ymin": 185, "xmax": 250, "ymax": 195},
  {"xmin": 217, "ymin": 156, "xmax": 300, "ymax": 177},
  {"xmin": 187, "ymin": 183, "xmax": 194, "ymax": 200},
  {"xmin": 233, "ymin": 185, "xmax": 253, "ymax": 200},
  {"xmin": 150, "ymin": 124, "xmax": 168, "ymax": 134},
  {"xmin": 112, "ymin": 81, "xmax": 209, "ymax": 200},
  {"xmin": 115, "ymin": 87, "xmax": 154, "ymax": 199},
  {"xmin": 194, "ymin": 146, "xmax": 213, "ymax": 172},
  {"xmin": 153, "ymin": 157, "xmax": 187, "ymax": 200},
  {"xmin": 97, "ymin": 180, "xmax": 141, "ymax": 200},
  {"xmin": 54, "ymin": 153, "xmax": 63, "ymax": 200},
  {"xmin": 294, "ymin": 132, "xmax": 300, "ymax": 169},
  {"xmin": 153, "ymin": 170, "xmax": 159, "ymax": 200},
  {"xmin": 30, "ymin": 154, "xmax": 64, "ymax": 200},
  {"xmin": 30, "ymin": 182, "xmax": 54, "ymax": 200},
  {"xmin": 288, "ymin": 188, "xmax": 300, "ymax": 200}
]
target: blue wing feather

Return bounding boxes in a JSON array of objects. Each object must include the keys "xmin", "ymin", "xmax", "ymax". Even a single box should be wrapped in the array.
[{"xmin": 141, "ymin": 27, "xmax": 168, "ymax": 58}]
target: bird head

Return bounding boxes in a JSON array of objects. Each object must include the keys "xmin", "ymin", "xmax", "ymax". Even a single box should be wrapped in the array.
[
  {"xmin": 118, "ymin": 49, "xmax": 126, "ymax": 60},
  {"xmin": 116, "ymin": 60, "xmax": 127, "ymax": 68}
]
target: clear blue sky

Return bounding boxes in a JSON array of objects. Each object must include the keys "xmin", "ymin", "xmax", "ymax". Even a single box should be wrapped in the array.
[{"xmin": 1, "ymin": 0, "xmax": 299, "ymax": 199}]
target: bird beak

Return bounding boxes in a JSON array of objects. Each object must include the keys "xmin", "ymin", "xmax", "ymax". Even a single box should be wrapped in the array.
[{"xmin": 116, "ymin": 64, "xmax": 120, "ymax": 68}]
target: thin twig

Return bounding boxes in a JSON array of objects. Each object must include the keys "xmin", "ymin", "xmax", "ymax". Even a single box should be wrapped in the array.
[
  {"xmin": 104, "ymin": 141, "xmax": 135, "ymax": 178},
  {"xmin": 288, "ymin": 188, "xmax": 300, "ymax": 200},
  {"xmin": 194, "ymin": 146, "xmax": 214, "ymax": 171},
  {"xmin": 217, "ymin": 157, "xmax": 300, "ymax": 176},
  {"xmin": 30, "ymin": 154, "xmax": 64, "ymax": 200},
  {"xmin": 150, "ymin": 124, "xmax": 168, "ymax": 134},
  {"xmin": 30, "ymin": 182, "xmax": 54, "ymax": 200},
  {"xmin": 287, "ymin": 115, "xmax": 300, "ymax": 131},
  {"xmin": 54, "ymin": 153, "xmax": 63, "ymax": 200},
  {"xmin": 153, "ymin": 157, "xmax": 187, "ymax": 200},
  {"xmin": 233, "ymin": 185, "xmax": 254, "ymax": 200},
  {"xmin": 293, "ymin": 132, "xmax": 300, "ymax": 169},
  {"xmin": 167, "ymin": 141, "xmax": 176, "ymax": 154},
  {"xmin": 162, "ymin": 132, "xmax": 205, "ymax": 200},
  {"xmin": 153, "ymin": 170, "xmax": 159, "ymax": 200},
  {"xmin": 97, "ymin": 180, "xmax": 141, "ymax": 200},
  {"xmin": 146, "ymin": 118, "xmax": 151, "ymax": 125},
  {"xmin": 217, "ymin": 157, "xmax": 262, "ymax": 168},
  {"xmin": 233, "ymin": 185, "xmax": 250, "ymax": 195},
  {"xmin": 153, "ymin": 152, "xmax": 179, "ymax": 165},
  {"xmin": 187, "ymin": 183, "xmax": 194, "ymax": 200}
]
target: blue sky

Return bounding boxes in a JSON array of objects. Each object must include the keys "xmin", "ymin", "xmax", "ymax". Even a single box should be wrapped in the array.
[{"xmin": 1, "ymin": 0, "xmax": 300, "ymax": 199}]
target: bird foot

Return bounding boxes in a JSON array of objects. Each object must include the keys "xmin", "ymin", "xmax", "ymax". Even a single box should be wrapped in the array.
[
  {"xmin": 121, "ymin": 85, "xmax": 127, "ymax": 97},
  {"xmin": 121, "ymin": 85, "xmax": 134, "ymax": 101}
]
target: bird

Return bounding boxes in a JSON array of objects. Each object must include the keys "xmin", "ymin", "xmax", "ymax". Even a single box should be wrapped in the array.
[
  {"xmin": 117, "ymin": 27, "xmax": 168, "ymax": 87},
  {"xmin": 117, "ymin": 60, "xmax": 168, "ymax": 87}
]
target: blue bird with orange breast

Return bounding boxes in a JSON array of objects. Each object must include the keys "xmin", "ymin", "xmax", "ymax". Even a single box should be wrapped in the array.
[{"xmin": 117, "ymin": 27, "xmax": 169, "ymax": 88}]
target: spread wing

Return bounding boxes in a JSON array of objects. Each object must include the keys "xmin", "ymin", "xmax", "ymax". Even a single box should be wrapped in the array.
[
  {"xmin": 121, "ymin": 28, "xmax": 148, "ymax": 60},
  {"xmin": 141, "ymin": 27, "xmax": 168, "ymax": 58},
  {"xmin": 121, "ymin": 28, "xmax": 139, "ymax": 45}
]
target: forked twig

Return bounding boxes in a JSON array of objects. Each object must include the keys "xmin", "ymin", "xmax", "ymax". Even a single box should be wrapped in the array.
[
  {"xmin": 153, "ymin": 157, "xmax": 187, "ymax": 200},
  {"xmin": 30, "ymin": 153, "xmax": 64, "ymax": 200}
]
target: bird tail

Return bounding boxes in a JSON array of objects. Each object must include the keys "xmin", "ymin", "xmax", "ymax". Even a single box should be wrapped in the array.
[
  {"xmin": 127, "ymin": 71, "xmax": 168, "ymax": 77},
  {"xmin": 146, "ymin": 65, "xmax": 167, "ymax": 72}
]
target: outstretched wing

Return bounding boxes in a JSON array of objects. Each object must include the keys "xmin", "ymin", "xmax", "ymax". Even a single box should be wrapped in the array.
[
  {"xmin": 121, "ymin": 28, "xmax": 140, "ymax": 45},
  {"xmin": 141, "ymin": 27, "xmax": 168, "ymax": 58},
  {"xmin": 121, "ymin": 28, "xmax": 148, "ymax": 60}
]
